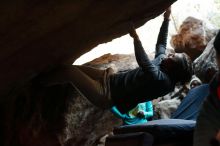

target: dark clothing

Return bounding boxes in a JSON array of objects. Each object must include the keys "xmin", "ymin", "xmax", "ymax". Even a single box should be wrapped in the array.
[{"xmin": 110, "ymin": 19, "xmax": 175, "ymax": 113}]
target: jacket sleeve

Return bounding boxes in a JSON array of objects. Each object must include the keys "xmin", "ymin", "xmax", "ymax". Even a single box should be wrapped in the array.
[
  {"xmin": 155, "ymin": 19, "xmax": 170, "ymax": 58},
  {"xmin": 134, "ymin": 39, "xmax": 161, "ymax": 78},
  {"xmin": 143, "ymin": 101, "xmax": 153, "ymax": 119},
  {"xmin": 111, "ymin": 106, "xmax": 126, "ymax": 119}
]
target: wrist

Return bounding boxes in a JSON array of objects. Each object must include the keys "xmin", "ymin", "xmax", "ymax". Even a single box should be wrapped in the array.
[
  {"xmin": 164, "ymin": 17, "xmax": 170, "ymax": 21},
  {"xmin": 133, "ymin": 36, "xmax": 140, "ymax": 41}
]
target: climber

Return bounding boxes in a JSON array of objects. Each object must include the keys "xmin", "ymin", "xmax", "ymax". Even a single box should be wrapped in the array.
[{"xmin": 38, "ymin": 7, "xmax": 193, "ymax": 113}]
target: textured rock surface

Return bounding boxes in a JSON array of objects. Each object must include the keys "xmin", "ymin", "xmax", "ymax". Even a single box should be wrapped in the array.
[
  {"xmin": 154, "ymin": 97, "xmax": 181, "ymax": 119},
  {"xmin": 3, "ymin": 82, "xmax": 122, "ymax": 146},
  {"xmin": 193, "ymin": 38, "xmax": 218, "ymax": 83},
  {"xmin": 171, "ymin": 17, "xmax": 218, "ymax": 60}
]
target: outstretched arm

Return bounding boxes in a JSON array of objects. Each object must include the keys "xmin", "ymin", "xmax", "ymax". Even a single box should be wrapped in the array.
[
  {"xmin": 129, "ymin": 25, "xmax": 159, "ymax": 76},
  {"xmin": 155, "ymin": 7, "xmax": 171, "ymax": 58}
]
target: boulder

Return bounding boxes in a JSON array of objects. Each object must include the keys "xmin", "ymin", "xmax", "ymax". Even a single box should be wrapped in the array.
[
  {"xmin": 171, "ymin": 17, "xmax": 218, "ymax": 60},
  {"xmin": 193, "ymin": 38, "xmax": 218, "ymax": 83},
  {"xmin": 154, "ymin": 97, "xmax": 181, "ymax": 119}
]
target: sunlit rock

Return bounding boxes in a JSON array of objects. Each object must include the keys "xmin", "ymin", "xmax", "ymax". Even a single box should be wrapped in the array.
[{"xmin": 171, "ymin": 17, "xmax": 218, "ymax": 60}]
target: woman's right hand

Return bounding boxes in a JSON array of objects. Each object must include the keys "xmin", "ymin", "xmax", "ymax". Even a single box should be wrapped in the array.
[
  {"xmin": 128, "ymin": 22, "xmax": 139, "ymax": 40},
  {"xmin": 164, "ymin": 6, "xmax": 171, "ymax": 20}
]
